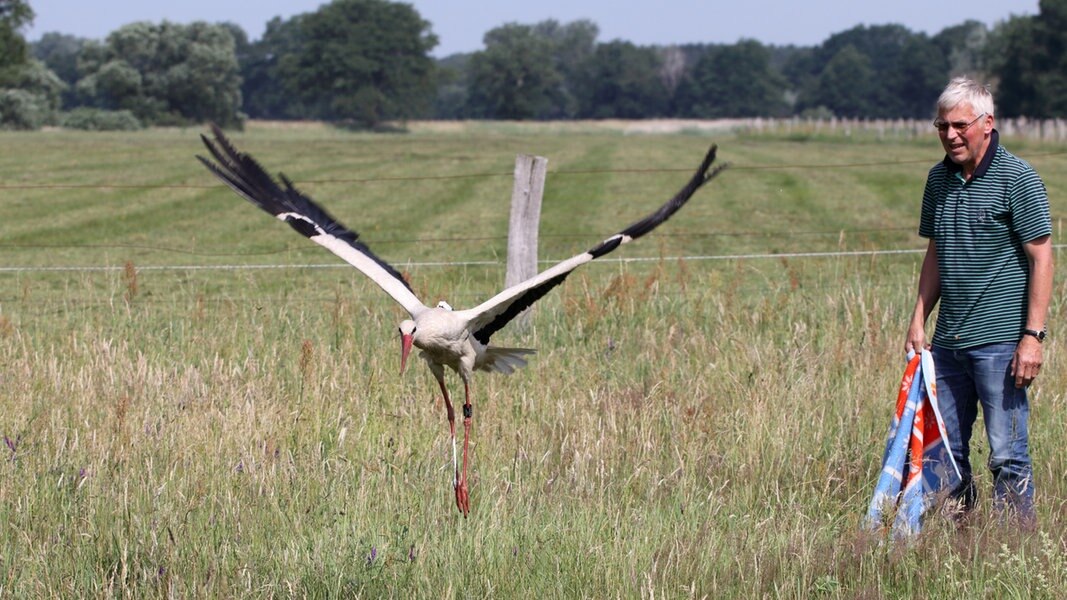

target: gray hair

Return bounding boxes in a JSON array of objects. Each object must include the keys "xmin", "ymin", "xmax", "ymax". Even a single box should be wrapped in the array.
[{"xmin": 937, "ymin": 77, "xmax": 995, "ymax": 117}]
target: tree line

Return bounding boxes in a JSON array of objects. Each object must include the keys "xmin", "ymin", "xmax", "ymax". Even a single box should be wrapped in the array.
[{"xmin": 2, "ymin": 0, "xmax": 1065, "ymax": 130}]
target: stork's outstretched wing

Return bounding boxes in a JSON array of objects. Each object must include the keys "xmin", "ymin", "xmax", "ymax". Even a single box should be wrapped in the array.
[
  {"xmin": 460, "ymin": 145, "xmax": 726, "ymax": 344},
  {"xmin": 197, "ymin": 124, "xmax": 426, "ymax": 316}
]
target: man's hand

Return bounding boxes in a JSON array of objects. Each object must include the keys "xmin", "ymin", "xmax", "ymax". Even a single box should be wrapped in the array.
[
  {"xmin": 1012, "ymin": 335, "xmax": 1044, "ymax": 388},
  {"xmin": 905, "ymin": 320, "xmax": 929, "ymax": 356}
]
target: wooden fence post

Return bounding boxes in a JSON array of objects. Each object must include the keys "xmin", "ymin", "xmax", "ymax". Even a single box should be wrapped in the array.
[{"xmin": 505, "ymin": 154, "xmax": 549, "ymax": 330}]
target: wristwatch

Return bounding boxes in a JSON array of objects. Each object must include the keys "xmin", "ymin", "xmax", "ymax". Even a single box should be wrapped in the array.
[{"xmin": 1022, "ymin": 328, "xmax": 1047, "ymax": 342}]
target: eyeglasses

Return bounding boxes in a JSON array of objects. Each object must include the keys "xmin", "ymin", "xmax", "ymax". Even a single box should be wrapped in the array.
[{"xmin": 933, "ymin": 113, "xmax": 986, "ymax": 134}]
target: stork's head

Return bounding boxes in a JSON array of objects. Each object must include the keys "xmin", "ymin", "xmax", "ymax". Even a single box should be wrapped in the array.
[{"xmin": 398, "ymin": 319, "xmax": 416, "ymax": 374}]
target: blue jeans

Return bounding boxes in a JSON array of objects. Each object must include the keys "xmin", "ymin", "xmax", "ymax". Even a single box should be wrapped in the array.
[{"xmin": 932, "ymin": 343, "xmax": 1035, "ymax": 522}]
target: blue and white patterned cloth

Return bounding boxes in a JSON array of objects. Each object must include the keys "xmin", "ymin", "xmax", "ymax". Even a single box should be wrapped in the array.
[{"xmin": 866, "ymin": 350, "xmax": 962, "ymax": 538}]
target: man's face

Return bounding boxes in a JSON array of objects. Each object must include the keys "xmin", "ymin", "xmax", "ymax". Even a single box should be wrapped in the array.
[{"xmin": 936, "ymin": 104, "xmax": 993, "ymax": 170}]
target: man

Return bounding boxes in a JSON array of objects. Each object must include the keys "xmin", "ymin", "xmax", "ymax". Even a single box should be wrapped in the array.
[{"xmin": 905, "ymin": 77, "xmax": 1052, "ymax": 525}]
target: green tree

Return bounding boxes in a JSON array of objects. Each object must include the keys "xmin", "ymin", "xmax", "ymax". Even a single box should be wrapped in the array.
[
  {"xmin": 75, "ymin": 21, "xmax": 243, "ymax": 126},
  {"xmin": 0, "ymin": 0, "xmax": 60, "ymax": 129},
  {"xmin": 574, "ymin": 40, "xmax": 667, "ymax": 118},
  {"xmin": 531, "ymin": 19, "xmax": 597, "ymax": 117},
  {"xmin": 988, "ymin": 17, "xmax": 1037, "ymax": 117},
  {"xmin": 991, "ymin": 0, "xmax": 1067, "ymax": 117},
  {"xmin": 0, "ymin": 59, "xmax": 64, "ymax": 129},
  {"xmin": 464, "ymin": 19, "xmax": 597, "ymax": 120},
  {"xmin": 808, "ymin": 45, "xmax": 876, "ymax": 118},
  {"xmin": 31, "ymin": 32, "xmax": 85, "ymax": 84},
  {"xmin": 780, "ymin": 45, "xmax": 818, "ymax": 107},
  {"xmin": 432, "ymin": 52, "xmax": 472, "ymax": 120},
  {"xmin": 657, "ymin": 45, "xmax": 687, "ymax": 99},
  {"xmin": 1033, "ymin": 0, "xmax": 1067, "ymax": 117},
  {"xmin": 932, "ymin": 20, "xmax": 990, "ymax": 78},
  {"xmin": 0, "ymin": 0, "xmax": 33, "ymax": 85},
  {"xmin": 465, "ymin": 23, "xmax": 563, "ymax": 119},
  {"xmin": 793, "ymin": 24, "xmax": 950, "ymax": 118},
  {"xmin": 239, "ymin": 16, "xmax": 302, "ymax": 119},
  {"xmin": 894, "ymin": 36, "xmax": 949, "ymax": 118},
  {"xmin": 276, "ymin": 0, "xmax": 438, "ymax": 127},
  {"xmin": 76, "ymin": 57, "xmax": 150, "ymax": 115},
  {"xmin": 32, "ymin": 32, "xmax": 89, "ymax": 107},
  {"xmin": 18, "ymin": 57, "xmax": 65, "ymax": 105},
  {"xmin": 674, "ymin": 40, "xmax": 788, "ymax": 118}
]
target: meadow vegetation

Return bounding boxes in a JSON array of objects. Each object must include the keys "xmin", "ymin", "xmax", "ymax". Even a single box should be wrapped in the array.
[{"xmin": 1, "ymin": 122, "xmax": 1067, "ymax": 597}]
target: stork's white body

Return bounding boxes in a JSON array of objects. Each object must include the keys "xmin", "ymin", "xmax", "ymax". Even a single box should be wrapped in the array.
[{"xmin": 416, "ymin": 308, "xmax": 477, "ymax": 371}]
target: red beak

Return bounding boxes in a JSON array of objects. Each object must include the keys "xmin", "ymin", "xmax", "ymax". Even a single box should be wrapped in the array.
[{"xmin": 400, "ymin": 333, "xmax": 413, "ymax": 374}]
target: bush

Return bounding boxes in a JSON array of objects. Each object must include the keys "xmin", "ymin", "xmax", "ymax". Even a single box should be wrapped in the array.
[
  {"xmin": 59, "ymin": 107, "xmax": 142, "ymax": 131},
  {"xmin": 0, "ymin": 88, "xmax": 53, "ymax": 130}
]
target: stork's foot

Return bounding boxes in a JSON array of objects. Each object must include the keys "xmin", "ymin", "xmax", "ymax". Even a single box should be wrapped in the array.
[{"xmin": 454, "ymin": 476, "xmax": 470, "ymax": 517}]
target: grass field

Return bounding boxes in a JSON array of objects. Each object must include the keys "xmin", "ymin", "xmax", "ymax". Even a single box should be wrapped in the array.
[{"xmin": 2, "ymin": 121, "xmax": 1067, "ymax": 598}]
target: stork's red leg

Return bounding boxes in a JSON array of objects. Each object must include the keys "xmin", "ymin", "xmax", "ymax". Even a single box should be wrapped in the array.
[
  {"xmin": 434, "ymin": 374, "xmax": 456, "ymax": 441},
  {"xmin": 455, "ymin": 380, "xmax": 472, "ymax": 516},
  {"xmin": 433, "ymin": 373, "xmax": 460, "ymax": 495}
]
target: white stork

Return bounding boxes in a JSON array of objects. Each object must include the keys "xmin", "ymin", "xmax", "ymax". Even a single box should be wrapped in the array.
[{"xmin": 197, "ymin": 125, "xmax": 726, "ymax": 516}]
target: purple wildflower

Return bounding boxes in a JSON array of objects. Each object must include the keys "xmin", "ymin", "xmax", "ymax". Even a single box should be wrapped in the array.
[
  {"xmin": 408, "ymin": 545, "xmax": 416, "ymax": 562},
  {"xmin": 3, "ymin": 435, "xmax": 15, "ymax": 454},
  {"xmin": 367, "ymin": 546, "xmax": 377, "ymax": 565}
]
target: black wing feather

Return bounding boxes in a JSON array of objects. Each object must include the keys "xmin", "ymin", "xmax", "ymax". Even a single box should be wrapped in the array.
[
  {"xmin": 588, "ymin": 144, "xmax": 725, "ymax": 257},
  {"xmin": 196, "ymin": 124, "xmax": 414, "ymax": 294},
  {"xmin": 472, "ymin": 272, "xmax": 569, "ymax": 345},
  {"xmin": 470, "ymin": 144, "xmax": 726, "ymax": 345}
]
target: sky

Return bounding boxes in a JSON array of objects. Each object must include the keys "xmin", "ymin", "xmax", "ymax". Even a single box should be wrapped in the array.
[{"xmin": 23, "ymin": 0, "xmax": 1040, "ymax": 57}]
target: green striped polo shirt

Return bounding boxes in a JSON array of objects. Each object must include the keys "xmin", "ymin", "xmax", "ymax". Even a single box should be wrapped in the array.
[{"xmin": 919, "ymin": 130, "xmax": 1051, "ymax": 349}]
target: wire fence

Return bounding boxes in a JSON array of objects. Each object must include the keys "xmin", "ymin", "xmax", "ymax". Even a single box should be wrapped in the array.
[
  {"xmin": 6, "ymin": 243, "xmax": 1066, "ymax": 313},
  {"xmin": 0, "ymin": 247, "xmax": 933, "ymax": 274},
  {"xmin": 0, "ymin": 251, "xmax": 931, "ymax": 313}
]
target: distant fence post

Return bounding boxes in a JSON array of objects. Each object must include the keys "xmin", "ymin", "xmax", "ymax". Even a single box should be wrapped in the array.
[{"xmin": 505, "ymin": 154, "xmax": 549, "ymax": 330}]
